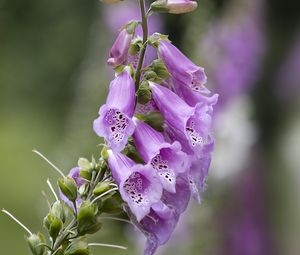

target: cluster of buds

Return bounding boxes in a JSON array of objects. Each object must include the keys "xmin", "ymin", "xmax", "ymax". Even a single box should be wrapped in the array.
[{"xmin": 2, "ymin": 1, "xmax": 218, "ymax": 255}]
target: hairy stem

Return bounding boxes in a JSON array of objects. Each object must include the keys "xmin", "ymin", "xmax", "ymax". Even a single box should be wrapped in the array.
[{"xmin": 134, "ymin": 0, "xmax": 149, "ymax": 92}]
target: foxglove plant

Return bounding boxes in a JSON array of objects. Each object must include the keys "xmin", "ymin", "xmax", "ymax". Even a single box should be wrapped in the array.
[{"xmin": 2, "ymin": 1, "xmax": 218, "ymax": 255}]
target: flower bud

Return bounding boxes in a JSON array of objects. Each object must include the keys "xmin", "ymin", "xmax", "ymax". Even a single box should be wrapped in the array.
[
  {"xmin": 136, "ymin": 81, "xmax": 152, "ymax": 105},
  {"xmin": 101, "ymin": 147, "xmax": 109, "ymax": 161},
  {"xmin": 93, "ymin": 181, "xmax": 112, "ymax": 196},
  {"xmin": 101, "ymin": 192, "xmax": 124, "ymax": 214},
  {"xmin": 77, "ymin": 158, "xmax": 91, "ymax": 170},
  {"xmin": 58, "ymin": 176, "xmax": 78, "ymax": 202},
  {"xmin": 107, "ymin": 21, "xmax": 138, "ymax": 67},
  {"xmin": 144, "ymin": 111, "xmax": 165, "ymax": 132},
  {"xmin": 150, "ymin": 0, "xmax": 198, "ymax": 14},
  {"xmin": 51, "ymin": 201, "xmax": 66, "ymax": 223},
  {"xmin": 150, "ymin": 59, "xmax": 170, "ymax": 79},
  {"xmin": 99, "ymin": 0, "xmax": 122, "ymax": 4},
  {"xmin": 43, "ymin": 212, "xmax": 63, "ymax": 241},
  {"xmin": 26, "ymin": 233, "xmax": 46, "ymax": 255},
  {"xmin": 64, "ymin": 237, "xmax": 89, "ymax": 255},
  {"xmin": 77, "ymin": 202, "xmax": 102, "ymax": 235}
]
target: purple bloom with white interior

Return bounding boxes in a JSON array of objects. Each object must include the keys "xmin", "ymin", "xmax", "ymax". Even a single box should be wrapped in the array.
[
  {"xmin": 107, "ymin": 27, "xmax": 134, "ymax": 67},
  {"xmin": 127, "ymin": 201, "xmax": 180, "ymax": 255},
  {"xmin": 107, "ymin": 150, "xmax": 163, "ymax": 221},
  {"xmin": 132, "ymin": 118, "xmax": 190, "ymax": 193},
  {"xmin": 158, "ymin": 40, "xmax": 207, "ymax": 93},
  {"xmin": 60, "ymin": 167, "xmax": 85, "ymax": 210},
  {"xmin": 149, "ymin": 82, "xmax": 215, "ymax": 158},
  {"xmin": 93, "ymin": 68, "xmax": 135, "ymax": 152}
]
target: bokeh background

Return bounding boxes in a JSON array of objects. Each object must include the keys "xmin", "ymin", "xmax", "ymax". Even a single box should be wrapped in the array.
[{"xmin": 1, "ymin": 0, "xmax": 300, "ymax": 254}]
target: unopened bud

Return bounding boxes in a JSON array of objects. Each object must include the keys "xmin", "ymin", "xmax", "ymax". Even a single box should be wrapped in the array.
[
  {"xmin": 77, "ymin": 202, "xmax": 102, "ymax": 235},
  {"xmin": 51, "ymin": 201, "xmax": 66, "ymax": 223},
  {"xmin": 93, "ymin": 182, "xmax": 112, "ymax": 196},
  {"xmin": 102, "ymin": 193, "xmax": 124, "ymax": 214},
  {"xmin": 144, "ymin": 111, "xmax": 165, "ymax": 132},
  {"xmin": 58, "ymin": 176, "xmax": 78, "ymax": 202},
  {"xmin": 150, "ymin": 0, "xmax": 198, "ymax": 14},
  {"xmin": 26, "ymin": 233, "xmax": 46, "ymax": 255},
  {"xmin": 150, "ymin": 59, "xmax": 170, "ymax": 79},
  {"xmin": 77, "ymin": 158, "xmax": 91, "ymax": 170},
  {"xmin": 136, "ymin": 81, "xmax": 152, "ymax": 105},
  {"xmin": 64, "ymin": 237, "xmax": 89, "ymax": 255}
]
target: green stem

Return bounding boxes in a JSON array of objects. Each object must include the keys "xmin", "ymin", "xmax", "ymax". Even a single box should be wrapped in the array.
[{"xmin": 134, "ymin": 0, "xmax": 149, "ymax": 92}]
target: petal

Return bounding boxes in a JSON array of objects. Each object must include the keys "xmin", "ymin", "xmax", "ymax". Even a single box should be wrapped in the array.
[
  {"xmin": 93, "ymin": 106, "xmax": 135, "ymax": 152},
  {"xmin": 132, "ymin": 118, "xmax": 166, "ymax": 162},
  {"xmin": 106, "ymin": 68, "xmax": 135, "ymax": 117},
  {"xmin": 161, "ymin": 175, "xmax": 191, "ymax": 214},
  {"xmin": 149, "ymin": 82, "xmax": 192, "ymax": 132},
  {"xmin": 172, "ymin": 78, "xmax": 219, "ymax": 107},
  {"xmin": 120, "ymin": 165, "xmax": 163, "ymax": 221}
]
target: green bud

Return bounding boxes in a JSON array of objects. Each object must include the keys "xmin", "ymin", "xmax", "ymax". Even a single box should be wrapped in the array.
[
  {"xmin": 123, "ymin": 143, "xmax": 144, "ymax": 164},
  {"xmin": 78, "ymin": 183, "xmax": 89, "ymax": 197},
  {"xmin": 148, "ymin": 33, "xmax": 170, "ymax": 47},
  {"xmin": 77, "ymin": 202, "xmax": 102, "ymax": 235},
  {"xmin": 129, "ymin": 37, "xmax": 143, "ymax": 56},
  {"xmin": 49, "ymin": 216, "xmax": 63, "ymax": 241},
  {"xmin": 144, "ymin": 112, "xmax": 165, "ymax": 132},
  {"xmin": 77, "ymin": 158, "xmax": 91, "ymax": 170},
  {"xmin": 79, "ymin": 169, "xmax": 92, "ymax": 181},
  {"xmin": 43, "ymin": 213, "xmax": 63, "ymax": 241},
  {"xmin": 51, "ymin": 201, "xmax": 66, "ymax": 223},
  {"xmin": 144, "ymin": 70, "xmax": 158, "ymax": 80},
  {"xmin": 136, "ymin": 81, "xmax": 152, "ymax": 105},
  {"xmin": 125, "ymin": 20, "xmax": 139, "ymax": 35},
  {"xmin": 93, "ymin": 182, "xmax": 112, "ymax": 196},
  {"xmin": 150, "ymin": 59, "xmax": 170, "ymax": 79},
  {"xmin": 64, "ymin": 237, "xmax": 89, "ymax": 255},
  {"xmin": 58, "ymin": 176, "xmax": 78, "ymax": 202},
  {"xmin": 26, "ymin": 233, "xmax": 46, "ymax": 255},
  {"xmin": 102, "ymin": 193, "xmax": 124, "ymax": 214},
  {"xmin": 101, "ymin": 147, "xmax": 109, "ymax": 161}
]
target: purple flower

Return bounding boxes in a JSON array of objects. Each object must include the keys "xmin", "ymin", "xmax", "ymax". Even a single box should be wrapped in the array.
[
  {"xmin": 107, "ymin": 150, "xmax": 163, "ymax": 221},
  {"xmin": 128, "ymin": 201, "xmax": 180, "ymax": 255},
  {"xmin": 172, "ymin": 78, "xmax": 219, "ymax": 107},
  {"xmin": 158, "ymin": 40, "xmax": 207, "ymax": 93},
  {"xmin": 107, "ymin": 26, "xmax": 135, "ymax": 67},
  {"xmin": 149, "ymin": 82, "xmax": 215, "ymax": 157},
  {"xmin": 93, "ymin": 68, "xmax": 135, "ymax": 152},
  {"xmin": 132, "ymin": 118, "xmax": 190, "ymax": 193},
  {"xmin": 60, "ymin": 167, "xmax": 84, "ymax": 210},
  {"xmin": 188, "ymin": 155, "xmax": 211, "ymax": 203},
  {"xmin": 161, "ymin": 175, "xmax": 191, "ymax": 214},
  {"xmin": 151, "ymin": 0, "xmax": 198, "ymax": 14}
]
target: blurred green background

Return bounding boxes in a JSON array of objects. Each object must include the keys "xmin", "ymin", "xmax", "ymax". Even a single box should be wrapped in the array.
[{"xmin": 1, "ymin": 0, "xmax": 300, "ymax": 254}]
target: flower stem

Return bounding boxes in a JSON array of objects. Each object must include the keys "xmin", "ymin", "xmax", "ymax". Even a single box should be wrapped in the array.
[{"xmin": 134, "ymin": 0, "xmax": 148, "ymax": 92}]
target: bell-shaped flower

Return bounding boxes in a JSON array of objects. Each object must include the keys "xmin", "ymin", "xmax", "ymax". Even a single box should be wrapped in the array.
[
  {"xmin": 59, "ymin": 167, "xmax": 85, "ymax": 210},
  {"xmin": 188, "ymin": 155, "xmax": 212, "ymax": 203},
  {"xmin": 93, "ymin": 68, "xmax": 135, "ymax": 152},
  {"xmin": 161, "ymin": 175, "xmax": 191, "ymax": 214},
  {"xmin": 158, "ymin": 40, "xmax": 207, "ymax": 93},
  {"xmin": 132, "ymin": 118, "xmax": 190, "ymax": 193},
  {"xmin": 149, "ymin": 82, "xmax": 215, "ymax": 158},
  {"xmin": 172, "ymin": 78, "xmax": 219, "ymax": 107},
  {"xmin": 107, "ymin": 21, "xmax": 138, "ymax": 67},
  {"xmin": 151, "ymin": 0, "xmax": 198, "ymax": 14},
  {"xmin": 128, "ymin": 201, "xmax": 180, "ymax": 255},
  {"xmin": 107, "ymin": 150, "xmax": 163, "ymax": 221}
]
